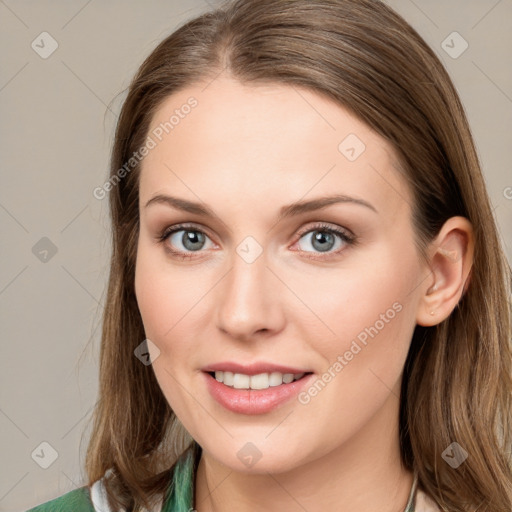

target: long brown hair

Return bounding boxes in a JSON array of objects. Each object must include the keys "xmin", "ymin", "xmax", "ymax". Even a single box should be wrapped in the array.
[{"xmin": 85, "ymin": 1, "xmax": 512, "ymax": 510}]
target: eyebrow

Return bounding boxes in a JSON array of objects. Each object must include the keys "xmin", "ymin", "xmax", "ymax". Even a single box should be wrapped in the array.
[{"xmin": 144, "ymin": 193, "xmax": 378, "ymax": 221}]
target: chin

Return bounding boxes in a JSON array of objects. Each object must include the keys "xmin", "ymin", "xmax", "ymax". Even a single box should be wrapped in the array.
[{"xmin": 200, "ymin": 436, "xmax": 313, "ymax": 475}]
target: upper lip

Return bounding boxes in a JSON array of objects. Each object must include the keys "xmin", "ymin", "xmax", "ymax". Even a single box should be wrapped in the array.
[{"xmin": 202, "ymin": 361, "xmax": 312, "ymax": 376}]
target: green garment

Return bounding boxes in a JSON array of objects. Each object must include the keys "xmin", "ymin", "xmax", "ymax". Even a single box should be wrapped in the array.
[
  {"xmin": 26, "ymin": 442, "xmax": 201, "ymax": 512},
  {"xmin": 26, "ymin": 441, "xmax": 418, "ymax": 511}
]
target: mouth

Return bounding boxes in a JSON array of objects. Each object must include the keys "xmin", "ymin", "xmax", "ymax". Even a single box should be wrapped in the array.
[
  {"xmin": 203, "ymin": 369, "xmax": 316, "ymax": 415},
  {"xmin": 205, "ymin": 370, "xmax": 314, "ymax": 390}
]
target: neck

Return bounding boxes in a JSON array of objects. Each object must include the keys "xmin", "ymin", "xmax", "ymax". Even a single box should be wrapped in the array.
[{"xmin": 194, "ymin": 392, "xmax": 414, "ymax": 512}]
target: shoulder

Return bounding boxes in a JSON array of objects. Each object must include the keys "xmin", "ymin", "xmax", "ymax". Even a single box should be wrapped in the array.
[
  {"xmin": 26, "ymin": 442, "xmax": 200, "ymax": 512},
  {"xmin": 26, "ymin": 486, "xmax": 95, "ymax": 512}
]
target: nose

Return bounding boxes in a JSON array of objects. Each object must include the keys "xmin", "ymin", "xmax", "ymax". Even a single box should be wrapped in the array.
[{"xmin": 215, "ymin": 250, "xmax": 285, "ymax": 342}]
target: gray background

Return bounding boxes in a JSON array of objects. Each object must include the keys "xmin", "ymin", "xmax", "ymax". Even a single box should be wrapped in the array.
[{"xmin": 1, "ymin": 1, "xmax": 511, "ymax": 510}]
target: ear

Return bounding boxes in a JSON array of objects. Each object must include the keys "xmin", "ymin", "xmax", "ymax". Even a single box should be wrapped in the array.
[{"xmin": 416, "ymin": 216, "xmax": 474, "ymax": 327}]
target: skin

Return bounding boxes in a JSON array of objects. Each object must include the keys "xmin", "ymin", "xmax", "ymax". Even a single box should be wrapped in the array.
[{"xmin": 134, "ymin": 75, "xmax": 474, "ymax": 511}]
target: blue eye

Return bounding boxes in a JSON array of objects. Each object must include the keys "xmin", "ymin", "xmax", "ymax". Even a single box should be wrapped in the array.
[
  {"xmin": 158, "ymin": 222, "xmax": 356, "ymax": 260},
  {"xmin": 159, "ymin": 225, "xmax": 214, "ymax": 257},
  {"xmin": 295, "ymin": 223, "xmax": 355, "ymax": 257},
  {"xmin": 297, "ymin": 228, "xmax": 349, "ymax": 253}
]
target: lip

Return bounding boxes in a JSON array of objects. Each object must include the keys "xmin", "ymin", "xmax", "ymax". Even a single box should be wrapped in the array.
[
  {"xmin": 201, "ymin": 361, "xmax": 311, "ymax": 376},
  {"xmin": 203, "ymin": 371, "xmax": 315, "ymax": 415}
]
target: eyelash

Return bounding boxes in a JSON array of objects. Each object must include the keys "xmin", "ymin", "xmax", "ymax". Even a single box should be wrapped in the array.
[{"xmin": 156, "ymin": 222, "xmax": 357, "ymax": 261}]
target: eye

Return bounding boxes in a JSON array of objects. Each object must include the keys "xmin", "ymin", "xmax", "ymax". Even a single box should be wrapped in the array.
[
  {"xmin": 294, "ymin": 223, "xmax": 355, "ymax": 258},
  {"xmin": 158, "ymin": 224, "xmax": 215, "ymax": 259},
  {"xmin": 157, "ymin": 222, "xmax": 356, "ymax": 260}
]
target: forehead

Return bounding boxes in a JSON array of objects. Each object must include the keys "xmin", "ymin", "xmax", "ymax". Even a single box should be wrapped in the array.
[{"xmin": 140, "ymin": 76, "xmax": 411, "ymax": 219}]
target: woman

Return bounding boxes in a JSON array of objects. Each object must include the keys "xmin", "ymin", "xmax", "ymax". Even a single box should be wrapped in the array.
[{"xmin": 27, "ymin": 0, "xmax": 512, "ymax": 511}]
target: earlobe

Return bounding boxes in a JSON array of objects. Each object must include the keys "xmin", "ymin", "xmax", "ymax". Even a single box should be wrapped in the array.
[{"xmin": 416, "ymin": 216, "xmax": 474, "ymax": 327}]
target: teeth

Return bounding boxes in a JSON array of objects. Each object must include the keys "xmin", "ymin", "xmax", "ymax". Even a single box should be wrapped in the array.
[
  {"xmin": 213, "ymin": 371, "xmax": 306, "ymax": 390},
  {"xmin": 269, "ymin": 372, "xmax": 283, "ymax": 387},
  {"xmin": 249, "ymin": 373, "xmax": 269, "ymax": 389},
  {"xmin": 283, "ymin": 373, "xmax": 294, "ymax": 384},
  {"xmin": 233, "ymin": 373, "xmax": 250, "ymax": 389},
  {"xmin": 223, "ymin": 371, "xmax": 234, "ymax": 386}
]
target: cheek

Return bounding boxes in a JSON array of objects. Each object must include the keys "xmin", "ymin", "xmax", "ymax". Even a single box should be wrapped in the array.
[
  {"xmin": 134, "ymin": 241, "xmax": 218, "ymax": 392},
  {"xmin": 293, "ymin": 259, "xmax": 418, "ymax": 438},
  {"xmin": 134, "ymin": 246, "xmax": 202, "ymax": 415},
  {"xmin": 134, "ymin": 250, "xmax": 171, "ymax": 341},
  {"xmin": 135, "ymin": 241, "xmax": 200, "ymax": 340},
  {"xmin": 288, "ymin": 244, "xmax": 420, "ymax": 390},
  {"xmin": 134, "ymin": 252, "xmax": 190, "ymax": 383},
  {"xmin": 291, "ymin": 251, "xmax": 414, "ymax": 340}
]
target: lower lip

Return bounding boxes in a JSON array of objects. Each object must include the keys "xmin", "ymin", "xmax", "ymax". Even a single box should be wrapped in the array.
[{"xmin": 203, "ymin": 372, "xmax": 314, "ymax": 415}]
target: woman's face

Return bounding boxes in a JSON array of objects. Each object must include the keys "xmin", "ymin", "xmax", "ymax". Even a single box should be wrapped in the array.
[{"xmin": 135, "ymin": 76, "xmax": 430, "ymax": 472}]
